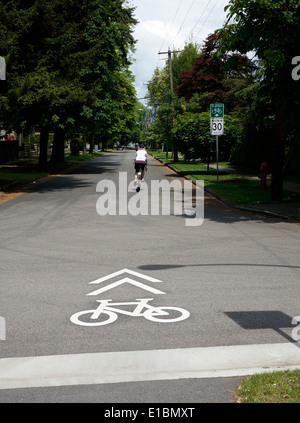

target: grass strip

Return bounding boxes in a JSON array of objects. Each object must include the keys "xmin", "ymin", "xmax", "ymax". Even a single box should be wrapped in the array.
[
  {"xmin": 236, "ymin": 370, "xmax": 300, "ymax": 403},
  {"xmin": 0, "ymin": 152, "xmax": 103, "ymax": 187},
  {"xmin": 151, "ymin": 153, "xmax": 300, "ymax": 206}
]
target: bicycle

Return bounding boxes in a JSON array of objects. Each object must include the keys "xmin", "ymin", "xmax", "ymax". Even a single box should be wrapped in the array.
[
  {"xmin": 70, "ymin": 298, "xmax": 190, "ymax": 326},
  {"xmin": 134, "ymin": 162, "xmax": 147, "ymax": 192},
  {"xmin": 135, "ymin": 164, "xmax": 143, "ymax": 192}
]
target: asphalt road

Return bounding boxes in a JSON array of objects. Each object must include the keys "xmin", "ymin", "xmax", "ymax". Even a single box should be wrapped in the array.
[{"xmin": 0, "ymin": 149, "xmax": 299, "ymax": 405}]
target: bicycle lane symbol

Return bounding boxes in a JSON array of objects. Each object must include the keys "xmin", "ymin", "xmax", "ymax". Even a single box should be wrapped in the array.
[{"xmin": 70, "ymin": 270, "xmax": 190, "ymax": 326}]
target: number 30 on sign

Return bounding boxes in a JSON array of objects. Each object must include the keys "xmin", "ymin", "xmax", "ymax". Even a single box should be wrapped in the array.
[{"xmin": 210, "ymin": 118, "xmax": 224, "ymax": 136}]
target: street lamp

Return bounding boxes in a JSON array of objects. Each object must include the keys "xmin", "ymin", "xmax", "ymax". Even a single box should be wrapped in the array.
[{"xmin": 143, "ymin": 82, "xmax": 169, "ymax": 161}]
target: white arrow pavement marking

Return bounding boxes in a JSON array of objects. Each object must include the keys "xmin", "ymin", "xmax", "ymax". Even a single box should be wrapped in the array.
[
  {"xmin": 88, "ymin": 268, "xmax": 162, "ymax": 284},
  {"xmin": 0, "ymin": 343, "xmax": 299, "ymax": 390},
  {"xmin": 87, "ymin": 277, "xmax": 166, "ymax": 296}
]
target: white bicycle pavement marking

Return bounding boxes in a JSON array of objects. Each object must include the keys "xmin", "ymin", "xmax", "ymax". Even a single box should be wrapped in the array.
[
  {"xmin": 70, "ymin": 298, "xmax": 190, "ymax": 326},
  {"xmin": 71, "ymin": 269, "xmax": 191, "ymax": 325},
  {"xmin": 0, "ymin": 343, "xmax": 299, "ymax": 390}
]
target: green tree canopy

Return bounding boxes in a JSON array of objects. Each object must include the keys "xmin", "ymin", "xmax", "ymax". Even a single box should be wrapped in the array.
[
  {"xmin": 175, "ymin": 33, "xmax": 255, "ymax": 115},
  {"xmin": 172, "ymin": 111, "xmax": 243, "ymax": 166},
  {"xmin": 217, "ymin": 0, "xmax": 300, "ymax": 199},
  {"xmin": 0, "ymin": 0, "xmax": 138, "ymax": 166}
]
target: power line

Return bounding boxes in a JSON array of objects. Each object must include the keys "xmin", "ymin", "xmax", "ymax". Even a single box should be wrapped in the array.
[
  {"xmin": 179, "ymin": 0, "xmax": 213, "ymax": 49},
  {"xmin": 159, "ymin": 0, "xmax": 184, "ymax": 52},
  {"xmin": 169, "ymin": 0, "xmax": 197, "ymax": 47},
  {"xmin": 193, "ymin": 0, "xmax": 219, "ymax": 43}
]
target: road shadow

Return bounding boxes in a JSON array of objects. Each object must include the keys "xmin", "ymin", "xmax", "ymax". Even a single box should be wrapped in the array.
[
  {"xmin": 172, "ymin": 188, "xmax": 300, "ymax": 224},
  {"xmin": 138, "ymin": 263, "xmax": 300, "ymax": 271},
  {"xmin": 0, "ymin": 156, "xmax": 121, "ymax": 195},
  {"xmin": 138, "ymin": 264, "xmax": 300, "ymax": 346},
  {"xmin": 225, "ymin": 310, "xmax": 300, "ymax": 346}
]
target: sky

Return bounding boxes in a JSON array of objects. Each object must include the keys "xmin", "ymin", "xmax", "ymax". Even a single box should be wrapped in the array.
[{"xmin": 130, "ymin": 0, "xmax": 230, "ymax": 104}]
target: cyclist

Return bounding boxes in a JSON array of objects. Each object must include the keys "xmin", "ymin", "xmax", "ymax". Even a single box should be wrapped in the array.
[{"xmin": 134, "ymin": 144, "xmax": 147, "ymax": 182}]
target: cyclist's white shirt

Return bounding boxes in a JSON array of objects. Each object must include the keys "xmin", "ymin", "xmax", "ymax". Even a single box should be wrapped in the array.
[{"xmin": 135, "ymin": 149, "xmax": 147, "ymax": 163}]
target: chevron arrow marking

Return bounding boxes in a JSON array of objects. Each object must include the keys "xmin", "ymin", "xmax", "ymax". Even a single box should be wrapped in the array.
[
  {"xmin": 87, "ymin": 277, "xmax": 166, "ymax": 296},
  {"xmin": 88, "ymin": 268, "xmax": 162, "ymax": 285}
]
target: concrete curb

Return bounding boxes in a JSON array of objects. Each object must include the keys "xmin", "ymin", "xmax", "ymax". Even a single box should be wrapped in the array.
[{"xmin": 150, "ymin": 153, "xmax": 291, "ymax": 221}]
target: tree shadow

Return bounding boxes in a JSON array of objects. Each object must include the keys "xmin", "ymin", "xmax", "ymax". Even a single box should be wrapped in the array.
[
  {"xmin": 138, "ymin": 263, "xmax": 300, "ymax": 272},
  {"xmin": 1, "ymin": 156, "xmax": 121, "ymax": 194},
  {"xmin": 138, "ymin": 264, "xmax": 300, "ymax": 345},
  {"xmin": 225, "ymin": 310, "xmax": 300, "ymax": 346}
]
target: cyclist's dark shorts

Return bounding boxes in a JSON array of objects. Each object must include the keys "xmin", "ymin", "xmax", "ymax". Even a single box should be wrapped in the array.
[{"xmin": 135, "ymin": 163, "xmax": 146, "ymax": 172}]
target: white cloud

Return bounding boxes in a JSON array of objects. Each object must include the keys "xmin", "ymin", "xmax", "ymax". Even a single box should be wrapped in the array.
[
  {"xmin": 130, "ymin": 0, "xmax": 230, "ymax": 103},
  {"xmin": 142, "ymin": 20, "xmax": 168, "ymax": 39}
]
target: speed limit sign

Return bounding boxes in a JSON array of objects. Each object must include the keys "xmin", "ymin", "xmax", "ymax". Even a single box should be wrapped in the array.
[
  {"xmin": 210, "ymin": 104, "xmax": 224, "ymax": 181},
  {"xmin": 210, "ymin": 118, "xmax": 224, "ymax": 135}
]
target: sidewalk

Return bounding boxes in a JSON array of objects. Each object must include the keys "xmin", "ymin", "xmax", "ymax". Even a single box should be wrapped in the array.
[
  {"xmin": 207, "ymin": 164, "xmax": 300, "ymax": 221},
  {"xmin": 212, "ymin": 164, "xmax": 300, "ymax": 194}
]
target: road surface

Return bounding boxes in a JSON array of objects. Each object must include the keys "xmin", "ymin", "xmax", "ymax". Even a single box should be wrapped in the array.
[{"xmin": 0, "ymin": 149, "xmax": 299, "ymax": 404}]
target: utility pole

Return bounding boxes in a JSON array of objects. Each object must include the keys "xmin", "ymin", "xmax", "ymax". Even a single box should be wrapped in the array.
[
  {"xmin": 158, "ymin": 48, "xmax": 181, "ymax": 162},
  {"xmin": 158, "ymin": 48, "xmax": 181, "ymax": 93}
]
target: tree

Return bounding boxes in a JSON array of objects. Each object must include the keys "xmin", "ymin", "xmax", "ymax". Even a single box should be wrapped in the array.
[
  {"xmin": 175, "ymin": 33, "xmax": 254, "ymax": 115},
  {"xmin": 217, "ymin": 0, "xmax": 300, "ymax": 200},
  {"xmin": 172, "ymin": 111, "xmax": 243, "ymax": 168},
  {"xmin": 146, "ymin": 67, "xmax": 169, "ymax": 108},
  {"xmin": 145, "ymin": 43, "xmax": 201, "ymax": 161},
  {"xmin": 46, "ymin": 0, "xmax": 138, "ymax": 161},
  {"xmin": 172, "ymin": 43, "xmax": 201, "ymax": 89},
  {"xmin": 0, "ymin": 0, "xmax": 138, "ymax": 167},
  {"xmin": 0, "ymin": 1, "xmax": 89, "ymax": 164}
]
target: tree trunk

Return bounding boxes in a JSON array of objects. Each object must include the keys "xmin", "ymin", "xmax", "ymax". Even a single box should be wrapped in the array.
[
  {"xmin": 89, "ymin": 131, "xmax": 95, "ymax": 153},
  {"xmin": 270, "ymin": 101, "xmax": 286, "ymax": 201},
  {"xmin": 50, "ymin": 127, "xmax": 65, "ymax": 163},
  {"xmin": 173, "ymin": 138, "xmax": 179, "ymax": 162},
  {"xmin": 38, "ymin": 125, "xmax": 50, "ymax": 168},
  {"xmin": 82, "ymin": 128, "xmax": 87, "ymax": 155}
]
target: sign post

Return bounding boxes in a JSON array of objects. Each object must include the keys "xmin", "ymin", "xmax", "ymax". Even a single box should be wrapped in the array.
[
  {"xmin": 210, "ymin": 104, "xmax": 224, "ymax": 181},
  {"xmin": 216, "ymin": 135, "xmax": 219, "ymax": 181}
]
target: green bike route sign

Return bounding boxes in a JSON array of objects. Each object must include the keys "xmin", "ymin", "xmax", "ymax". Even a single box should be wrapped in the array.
[
  {"xmin": 210, "ymin": 104, "xmax": 224, "ymax": 136},
  {"xmin": 210, "ymin": 104, "xmax": 224, "ymax": 118}
]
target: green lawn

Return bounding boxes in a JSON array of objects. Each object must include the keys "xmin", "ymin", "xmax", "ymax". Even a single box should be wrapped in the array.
[
  {"xmin": 236, "ymin": 370, "xmax": 300, "ymax": 403},
  {"xmin": 0, "ymin": 164, "xmax": 48, "ymax": 185},
  {"xmin": 150, "ymin": 152, "xmax": 300, "ymax": 206},
  {"xmin": 171, "ymin": 162, "xmax": 298, "ymax": 206},
  {"xmin": 0, "ymin": 152, "xmax": 103, "ymax": 187}
]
